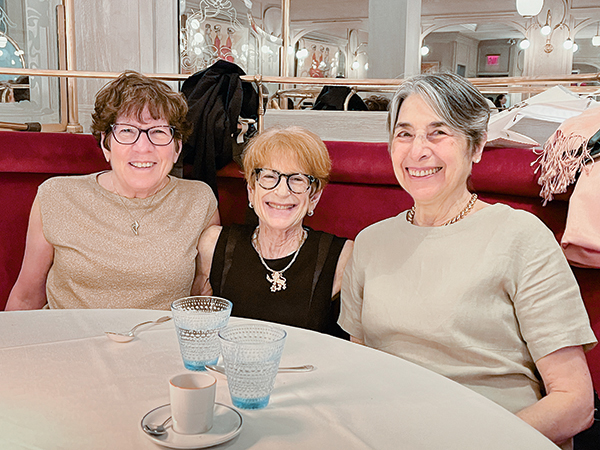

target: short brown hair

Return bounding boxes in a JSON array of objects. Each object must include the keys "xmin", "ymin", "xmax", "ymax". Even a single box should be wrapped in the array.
[
  {"xmin": 242, "ymin": 126, "xmax": 331, "ymax": 196},
  {"xmin": 90, "ymin": 71, "xmax": 191, "ymax": 146}
]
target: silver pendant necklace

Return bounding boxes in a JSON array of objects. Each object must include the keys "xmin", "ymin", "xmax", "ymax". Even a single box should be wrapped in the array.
[
  {"xmin": 116, "ymin": 194, "xmax": 155, "ymax": 236},
  {"xmin": 251, "ymin": 226, "xmax": 308, "ymax": 292}
]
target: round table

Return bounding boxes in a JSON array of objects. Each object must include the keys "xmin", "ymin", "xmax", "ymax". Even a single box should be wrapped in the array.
[{"xmin": 0, "ymin": 309, "xmax": 558, "ymax": 449}]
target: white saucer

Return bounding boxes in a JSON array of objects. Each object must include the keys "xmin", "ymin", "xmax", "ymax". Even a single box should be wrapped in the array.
[{"xmin": 141, "ymin": 403, "xmax": 243, "ymax": 449}]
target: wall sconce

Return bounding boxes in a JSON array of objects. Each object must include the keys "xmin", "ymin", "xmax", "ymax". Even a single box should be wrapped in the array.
[
  {"xmin": 562, "ymin": 37, "xmax": 573, "ymax": 49},
  {"xmin": 525, "ymin": 3, "xmax": 573, "ymax": 54},
  {"xmin": 540, "ymin": 10, "xmax": 553, "ymax": 36},
  {"xmin": 516, "ymin": 0, "xmax": 543, "ymax": 17},
  {"xmin": 351, "ymin": 42, "xmax": 368, "ymax": 71},
  {"xmin": 420, "ymin": 45, "xmax": 430, "ymax": 56},
  {"xmin": 519, "ymin": 39, "xmax": 531, "ymax": 49},
  {"xmin": 593, "ymin": 23, "xmax": 600, "ymax": 47}
]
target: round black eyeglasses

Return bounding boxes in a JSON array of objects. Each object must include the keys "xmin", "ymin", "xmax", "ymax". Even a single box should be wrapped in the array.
[
  {"xmin": 254, "ymin": 168, "xmax": 316, "ymax": 194},
  {"xmin": 110, "ymin": 123, "xmax": 175, "ymax": 146}
]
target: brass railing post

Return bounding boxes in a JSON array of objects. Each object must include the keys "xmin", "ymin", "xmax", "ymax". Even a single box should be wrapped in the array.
[
  {"xmin": 63, "ymin": 0, "xmax": 83, "ymax": 133},
  {"xmin": 279, "ymin": 0, "xmax": 290, "ymax": 109}
]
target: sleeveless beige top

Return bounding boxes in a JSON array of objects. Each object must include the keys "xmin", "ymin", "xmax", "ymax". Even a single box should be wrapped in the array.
[{"xmin": 38, "ymin": 173, "xmax": 218, "ymax": 309}]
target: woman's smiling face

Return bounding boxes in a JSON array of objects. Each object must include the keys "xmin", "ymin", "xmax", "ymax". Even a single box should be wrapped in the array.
[
  {"xmin": 102, "ymin": 107, "xmax": 180, "ymax": 198},
  {"xmin": 390, "ymin": 94, "xmax": 480, "ymax": 208},
  {"xmin": 248, "ymin": 157, "xmax": 320, "ymax": 232}
]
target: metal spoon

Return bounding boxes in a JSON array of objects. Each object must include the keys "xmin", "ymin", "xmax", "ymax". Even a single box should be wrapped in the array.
[
  {"xmin": 105, "ymin": 316, "xmax": 172, "ymax": 343},
  {"xmin": 206, "ymin": 364, "xmax": 315, "ymax": 374},
  {"xmin": 143, "ymin": 415, "xmax": 172, "ymax": 436}
]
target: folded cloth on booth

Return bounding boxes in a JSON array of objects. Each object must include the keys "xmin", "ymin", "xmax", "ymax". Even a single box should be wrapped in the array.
[
  {"xmin": 534, "ymin": 105, "xmax": 600, "ymax": 204},
  {"xmin": 561, "ymin": 160, "xmax": 600, "ymax": 268},
  {"xmin": 486, "ymin": 86, "xmax": 594, "ymax": 149}
]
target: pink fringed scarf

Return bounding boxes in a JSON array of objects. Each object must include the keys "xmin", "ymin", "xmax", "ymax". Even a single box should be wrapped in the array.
[{"xmin": 533, "ymin": 106, "xmax": 600, "ymax": 205}]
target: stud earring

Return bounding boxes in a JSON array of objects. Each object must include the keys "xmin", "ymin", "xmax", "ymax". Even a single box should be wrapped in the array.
[{"xmin": 307, "ymin": 210, "xmax": 314, "ymax": 217}]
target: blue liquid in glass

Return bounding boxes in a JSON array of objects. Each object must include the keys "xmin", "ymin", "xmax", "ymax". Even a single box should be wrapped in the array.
[
  {"xmin": 183, "ymin": 357, "xmax": 218, "ymax": 371},
  {"xmin": 232, "ymin": 395, "xmax": 270, "ymax": 409}
]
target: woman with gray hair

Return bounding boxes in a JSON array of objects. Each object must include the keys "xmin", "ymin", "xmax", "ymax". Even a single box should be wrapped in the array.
[{"xmin": 339, "ymin": 72, "xmax": 596, "ymax": 448}]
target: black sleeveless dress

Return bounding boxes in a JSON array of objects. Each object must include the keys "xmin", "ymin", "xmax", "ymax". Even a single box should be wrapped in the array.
[{"xmin": 210, "ymin": 224, "xmax": 348, "ymax": 338}]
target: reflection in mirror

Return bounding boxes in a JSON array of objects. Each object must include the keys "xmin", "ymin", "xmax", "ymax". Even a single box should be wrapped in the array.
[
  {"xmin": 0, "ymin": 31, "xmax": 28, "ymax": 102},
  {"xmin": 179, "ymin": 0, "xmax": 260, "ymax": 75},
  {"xmin": 573, "ymin": 21, "xmax": 600, "ymax": 80},
  {"xmin": 0, "ymin": 0, "xmax": 62, "ymax": 125},
  {"xmin": 422, "ymin": 23, "xmax": 525, "ymax": 78},
  {"xmin": 295, "ymin": 38, "xmax": 344, "ymax": 78}
]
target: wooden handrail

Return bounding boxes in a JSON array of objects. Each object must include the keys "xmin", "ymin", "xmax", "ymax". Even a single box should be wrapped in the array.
[
  {"xmin": 1, "ymin": 67, "xmax": 599, "ymax": 87},
  {"xmin": 1, "ymin": 67, "xmax": 598, "ymax": 133}
]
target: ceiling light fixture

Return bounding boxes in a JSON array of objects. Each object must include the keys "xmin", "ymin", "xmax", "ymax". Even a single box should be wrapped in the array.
[{"xmin": 516, "ymin": 0, "xmax": 544, "ymax": 17}]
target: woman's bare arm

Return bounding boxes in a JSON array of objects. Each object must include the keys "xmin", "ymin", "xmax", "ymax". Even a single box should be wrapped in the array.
[
  {"xmin": 516, "ymin": 345, "xmax": 594, "ymax": 445},
  {"xmin": 192, "ymin": 221, "xmax": 222, "ymax": 296},
  {"xmin": 331, "ymin": 240, "xmax": 354, "ymax": 297},
  {"xmin": 6, "ymin": 199, "xmax": 54, "ymax": 310}
]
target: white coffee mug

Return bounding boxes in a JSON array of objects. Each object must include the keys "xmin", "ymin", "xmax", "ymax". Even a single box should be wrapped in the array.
[{"xmin": 169, "ymin": 373, "xmax": 216, "ymax": 434}]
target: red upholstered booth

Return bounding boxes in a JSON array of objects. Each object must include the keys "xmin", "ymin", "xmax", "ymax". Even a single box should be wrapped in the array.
[
  {"xmin": 0, "ymin": 131, "xmax": 109, "ymax": 310},
  {"xmin": 1, "ymin": 131, "xmax": 599, "ymax": 391}
]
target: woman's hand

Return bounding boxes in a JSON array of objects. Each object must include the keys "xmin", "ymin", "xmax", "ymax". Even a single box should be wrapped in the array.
[
  {"xmin": 6, "ymin": 199, "xmax": 54, "ymax": 310},
  {"xmin": 516, "ymin": 345, "xmax": 594, "ymax": 445}
]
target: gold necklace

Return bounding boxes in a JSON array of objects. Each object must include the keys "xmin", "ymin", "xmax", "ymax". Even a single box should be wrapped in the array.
[
  {"xmin": 251, "ymin": 226, "xmax": 308, "ymax": 292},
  {"xmin": 407, "ymin": 193, "xmax": 478, "ymax": 226}
]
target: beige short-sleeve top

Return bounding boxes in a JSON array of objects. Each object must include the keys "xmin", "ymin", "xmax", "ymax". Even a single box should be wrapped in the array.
[{"xmin": 38, "ymin": 173, "xmax": 217, "ymax": 309}]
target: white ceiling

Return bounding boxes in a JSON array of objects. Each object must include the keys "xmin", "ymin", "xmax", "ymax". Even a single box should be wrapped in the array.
[{"xmin": 285, "ymin": 0, "xmax": 600, "ymax": 40}]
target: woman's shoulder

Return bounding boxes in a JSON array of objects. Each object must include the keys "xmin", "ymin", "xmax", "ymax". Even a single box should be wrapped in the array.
[
  {"xmin": 40, "ymin": 173, "xmax": 95, "ymax": 188},
  {"xmin": 355, "ymin": 213, "xmax": 405, "ymax": 242},
  {"xmin": 172, "ymin": 177, "xmax": 215, "ymax": 197},
  {"xmin": 38, "ymin": 173, "xmax": 98, "ymax": 197},
  {"xmin": 306, "ymin": 228, "xmax": 348, "ymax": 245},
  {"xmin": 170, "ymin": 178, "xmax": 218, "ymax": 218},
  {"xmin": 481, "ymin": 203, "xmax": 553, "ymax": 234}
]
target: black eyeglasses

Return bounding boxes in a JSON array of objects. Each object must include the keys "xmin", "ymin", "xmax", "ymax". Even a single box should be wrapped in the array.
[
  {"xmin": 254, "ymin": 168, "xmax": 317, "ymax": 194},
  {"xmin": 110, "ymin": 123, "xmax": 175, "ymax": 146}
]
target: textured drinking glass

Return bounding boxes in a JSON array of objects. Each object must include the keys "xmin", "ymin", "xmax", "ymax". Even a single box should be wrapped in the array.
[
  {"xmin": 171, "ymin": 296, "xmax": 233, "ymax": 371},
  {"xmin": 218, "ymin": 324, "xmax": 287, "ymax": 409}
]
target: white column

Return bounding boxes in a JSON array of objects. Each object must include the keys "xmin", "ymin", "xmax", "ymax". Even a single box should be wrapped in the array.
[{"xmin": 368, "ymin": 0, "xmax": 421, "ymax": 79}]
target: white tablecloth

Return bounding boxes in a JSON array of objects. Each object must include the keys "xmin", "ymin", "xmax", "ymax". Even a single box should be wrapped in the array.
[{"xmin": 0, "ymin": 309, "xmax": 558, "ymax": 449}]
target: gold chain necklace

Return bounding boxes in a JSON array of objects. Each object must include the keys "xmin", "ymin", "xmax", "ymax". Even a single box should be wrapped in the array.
[
  {"xmin": 407, "ymin": 193, "xmax": 478, "ymax": 226},
  {"xmin": 251, "ymin": 226, "xmax": 308, "ymax": 292}
]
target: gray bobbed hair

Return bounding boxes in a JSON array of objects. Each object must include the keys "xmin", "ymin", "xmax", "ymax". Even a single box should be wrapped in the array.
[{"xmin": 387, "ymin": 72, "xmax": 491, "ymax": 156}]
